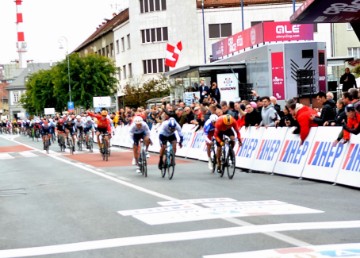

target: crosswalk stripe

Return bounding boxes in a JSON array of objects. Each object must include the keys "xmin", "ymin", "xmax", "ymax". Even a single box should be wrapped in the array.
[
  {"xmin": 18, "ymin": 151, "xmax": 38, "ymax": 157},
  {"xmin": 0, "ymin": 153, "xmax": 14, "ymax": 159}
]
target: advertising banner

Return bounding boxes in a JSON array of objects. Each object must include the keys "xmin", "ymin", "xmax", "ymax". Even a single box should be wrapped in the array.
[
  {"xmin": 235, "ymin": 127, "xmax": 264, "ymax": 170},
  {"xmin": 335, "ymin": 134, "xmax": 360, "ymax": 188},
  {"xmin": 217, "ymin": 73, "xmax": 239, "ymax": 103},
  {"xmin": 271, "ymin": 52, "xmax": 285, "ymax": 100},
  {"xmin": 251, "ymin": 127, "xmax": 288, "ymax": 172},
  {"xmin": 44, "ymin": 108, "xmax": 55, "ymax": 115},
  {"xmin": 93, "ymin": 96, "xmax": 111, "ymax": 108},
  {"xmin": 273, "ymin": 127, "xmax": 317, "ymax": 177},
  {"xmin": 263, "ymin": 21, "xmax": 314, "ymax": 42}
]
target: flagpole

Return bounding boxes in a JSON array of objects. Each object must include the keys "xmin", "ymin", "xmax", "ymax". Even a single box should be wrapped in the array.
[
  {"xmin": 293, "ymin": 0, "xmax": 296, "ymax": 13},
  {"xmin": 241, "ymin": 0, "xmax": 244, "ymax": 31},
  {"xmin": 202, "ymin": 0, "xmax": 207, "ymax": 64}
]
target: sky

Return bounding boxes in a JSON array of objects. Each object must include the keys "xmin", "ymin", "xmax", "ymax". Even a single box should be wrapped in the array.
[{"xmin": 0, "ymin": 0, "xmax": 128, "ymax": 64}]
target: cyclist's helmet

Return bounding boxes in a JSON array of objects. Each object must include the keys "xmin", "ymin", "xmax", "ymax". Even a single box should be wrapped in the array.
[
  {"xmin": 86, "ymin": 116, "xmax": 92, "ymax": 122},
  {"xmin": 223, "ymin": 114, "xmax": 233, "ymax": 126},
  {"xmin": 133, "ymin": 116, "xmax": 143, "ymax": 125},
  {"xmin": 76, "ymin": 115, "xmax": 81, "ymax": 119},
  {"xmin": 101, "ymin": 110, "xmax": 108, "ymax": 116},
  {"xmin": 67, "ymin": 117, "xmax": 72, "ymax": 122},
  {"xmin": 346, "ymin": 104, "xmax": 355, "ymax": 112},
  {"xmin": 58, "ymin": 119, "xmax": 64, "ymax": 124},
  {"xmin": 209, "ymin": 114, "xmax": 218, "ymax": 123},
  {"xmin": 168, "ymin": 117, "xmax": 177, "ymax": 129}
]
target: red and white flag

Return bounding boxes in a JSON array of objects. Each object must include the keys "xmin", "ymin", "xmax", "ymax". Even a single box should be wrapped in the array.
[{"xmin": 165, "ymin": 41, "xmax": 183, "ymax": 68}]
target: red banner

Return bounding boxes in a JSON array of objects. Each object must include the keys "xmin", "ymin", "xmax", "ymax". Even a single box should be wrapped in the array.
[
  {"xmin": 271, "ymin": 52, "xmax": 285, "ymax": 100},
  {"xmin": 263, "ymin": 21, "xmax": 314, "ymax": 42}
]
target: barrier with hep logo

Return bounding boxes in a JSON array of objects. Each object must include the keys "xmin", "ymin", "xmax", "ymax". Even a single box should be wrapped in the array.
[{"xmin": 112, "ymin": 124, "xmax": 360, "ymax": 188}]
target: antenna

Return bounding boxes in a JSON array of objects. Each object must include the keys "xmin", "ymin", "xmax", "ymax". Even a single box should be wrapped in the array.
[{"xmin": 15, "ymin": 0, "xmax": 27, "ymax": 68}]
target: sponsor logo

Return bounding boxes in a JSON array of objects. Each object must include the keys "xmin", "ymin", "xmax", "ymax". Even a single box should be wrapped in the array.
[
  {"xmin": 308, "ymin": 141, "xmax": 344, "ymax": 167},
  {"xmin": 250, "ymin": 28, "xmax": 256, "ymax": 45},
  {"xmin": 279, "ymin": 140, "xmax": 309, "ymax": 164},
  {"xmin": 272, "ymin": 76, "xmax": 284, "ymax": 85},
  {"xmin": 256, "ymin": 139, "xmax": 281, "ymax": 161},
  {"xmin": 237, "ymin": 138, "xmax": 258, "ymax": 158},
  {"xmin": 342, "ymin": 143, "xmax": 360, "ymax": 171},
  {"xmin": 237, "ymin": 35, "xmax": 243, "ymax": 47},
  {"xmin": 191, "ymin": 131, "xmax": 205, "ymax": 149},
  {"xmin": 182, "ymin": 131, "xmax": 193, "ymax": 147},
  {"xmin": 276, "ymin": 24, "xmax": 301, "ymax": 34},
  {"xmin": 323, "ymin": 1, "xmax": 360, "ymax": 15}
]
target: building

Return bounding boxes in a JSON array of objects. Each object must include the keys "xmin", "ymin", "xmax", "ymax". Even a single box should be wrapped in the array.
[{"xmin": 6, "ymin": 63, "xmax": 53, "ymax": 119}]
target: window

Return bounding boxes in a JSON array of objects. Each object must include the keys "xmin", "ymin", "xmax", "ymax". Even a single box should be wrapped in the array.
[
  {"xmin": 117, "ymin": 67, "xmax": 121, "ymax": 80},
  {"xmin": 143, "ymin": 58, "xmax": 169, "ymax": 74},
  {"xmin": 123, "ymin": 65, "xmax": 126, "ymax": 79},
  {"xmin": 106, "ymin": 45, "xmax": 110, "ymax": 57},
  {"xmin": 141, "ymin": 27, "xmax": 168, "ymax": 43},
  {"xmin": 251, "ymin": 20, "xmax": 273, "ymax": 27},
  {"xmin": 348, "ymin": 47, "xmax": 360, "ymax": 58},
  {"xmin": 110, "ymin": 43, "xmax": 114, "ymax": 57},
  {"xmin": 128, "ymin": 63, "xmax": 132, "ymax": 78},
  {"xmin": 121, "ymin": 37, "xmax": 125, "ymax": 51},
  {"xmin": 140, "ymin": 0, "xmax": 166, "ymax": 13},
  {"xmin": 209, "ymin": 23, "xmax": 232, "ymax": 38},
  {"xmin": 313, "ymin": 24, "xmax": 318, "ymax": 33},
  {"xmin": 13, "ymin": 91, "xmax": 19, "ymax": 103},
  {"xmin": 116, "ymin": 40, "xmax": 119, "ymax": 54},
  {"xmin": 127, "ymin": 34, "xmax": 131, "ymax": 49}
]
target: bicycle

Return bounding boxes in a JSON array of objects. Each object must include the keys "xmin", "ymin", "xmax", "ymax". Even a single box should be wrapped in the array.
[
  {"xmin": 100, "ymin": 133, "xmax": 110, "ymax": 161},
  {"xmin": 58, "ymin": 133, "xmax": 66, "ymax": 152},
  {"xmin": 66, "ymin": 134, "xmax": 74, "ymax": 155},
  {"xmin": 210, "ymin": 138, "xmax": 217, "ymax": 174},
  {"xmin": 43, "ymin": 133, "xmax": 51, "ymax": 154},
  {"xmin": 161, "ymin": 142, "xmax": 175, "ymax": 180},
  {"xmin": 137, "ymin": 139, "xmax": 147, "ymax": 177},
  {"xmin": 77, "ymin": 132, "xmax": 84, "ymax": 151},
  {"xmin": 85, "ymin": 132, "xmax": 94, "ymax": 153},
  {"xmin": 220, "ymin": 135, "xmax": 236, "ymax": 179}
]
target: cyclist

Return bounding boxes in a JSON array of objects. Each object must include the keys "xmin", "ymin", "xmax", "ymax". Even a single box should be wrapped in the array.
[
  {"xmin": 87, "ymin": 110, "xmax": 112, "ymax": 153},
  {"xmin": 40, "ymin": 119, "xmax": 51, "ymax": 150},
  {"xmin": 74, "ymin": 115, "xmax": 85, "ymax": 149},
  {"xmin": 56, "ymin": 118, "xmax": 66, "ymax": 148},
  {"xmin": 158, "ymin": 117, "xmax": 184, "ymax": 170},
  {"xmin": 214, "ymin": 114, "xmax": 242, "ymax": 173},
  {"xmin": 129, "ymin": 116, "xmax": 151, "ymax": 173},
  {"xmin": 83, "ymin": 116, "xmax": 95, "ymax": 149},
  {"xmin": 64, "ymin": 117, "xmax": 76, "ymax": 152},
  {"xmin": 33, "ymin": 120, "xmax": 42, "ymax": 140},
  {"xmin": 203, "ymin": 114, "xmax": 218, "ymax": 170}
]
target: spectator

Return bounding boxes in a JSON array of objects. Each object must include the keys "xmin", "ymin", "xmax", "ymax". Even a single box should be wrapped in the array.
[
  {"xmin": 244, "ymin": 103, "xmax": 262, "ymax": 127},
  {"xmin": 278, "ymin": 106, "xmax": 298, "ymax": 127},
  {"xmin": 203, "ymin": 103, "xmax": 217, "ymax": 122},
  {"xmin": 326, "ymin": 91, "xmax": 334, "ymax": 101},
  {"xmin": 270, "ymin": 96, "xmax": 283, "ymax": 118},
  {"xmin": 228, "ymin": 101, "xmax": 239, "ymax": 120},
  {"xmin": 175, "ymin": 107, "xmax": 187, "ymax": 127},
  {"xmin": 343, "ymin": 102, "xmax": 360, "ymax": 135},
  {"xmin": 324, "ymin": 98, "xmax": 346, "ymax": 126},
  {"xmin": 334, "ymin": 104, "xmax": 360, "ymax": 145},
  {"xmin": 340, "ymin": 67, "xmax": 357, "ymax": 93},
  {"xmin": 198, "ymin": 79, "xmax": 210, "ymax": 104},
  {"xmin": 312, "ymin": 91, "xmax": 336, "ymax": 126},
  {"xmin": 209, "ymin": 82, "xmax": 221, "ymax": 104},
  {"xmin": 220, "ymin": 101, "xmax": 230, "ymax": 115},
  {"xmin": 286, "ymin": 99, "xmax": 318, "ymax": 145},
  {"xmin": 258, "ymin": 96, "xmax": 280, "ymax": 127},
  {"xmin": 183, "ymin": 106, "xmax": 195, "ymax": 124}
]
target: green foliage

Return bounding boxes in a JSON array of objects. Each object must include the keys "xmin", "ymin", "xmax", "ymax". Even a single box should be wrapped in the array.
[
  {"xmin": 353, "ymin": 65, "xmax": 360, "ymax": 78},
  {"xmin": 123, "ymin": 76, "xmax": 170, "ymax": 107}
]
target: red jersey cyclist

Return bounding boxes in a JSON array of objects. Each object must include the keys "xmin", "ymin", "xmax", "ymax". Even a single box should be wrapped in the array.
[
  {"xmin": 87, "ymin": 110, "xmax": 112, "ymax": 153},
  {"xmin": 214, "ymin": 114, "xmax": 242, "ymax": 173}
]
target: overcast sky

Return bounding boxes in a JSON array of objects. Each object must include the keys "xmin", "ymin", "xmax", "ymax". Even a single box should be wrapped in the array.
[{"xmin": 0, "ymin": 0, "xmax": 128, "ymax": 64}]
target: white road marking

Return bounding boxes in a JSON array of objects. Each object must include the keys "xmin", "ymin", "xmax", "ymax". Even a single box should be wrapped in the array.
[
  {"xmin": 0, "ymin": 153, "xmax": 14, "ymax": 159},
  {"xmin": 0, "ymin": 221, "xmax": 359, "ymax": 258},
  {"xmin": 18, "ymin": 151, "xmax": 38, "ymax": 158}
]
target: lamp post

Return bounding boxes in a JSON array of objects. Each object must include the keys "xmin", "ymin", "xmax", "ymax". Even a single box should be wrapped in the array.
[
  {"xmin": 201, "ymin": 0, "xmax": 206, "ymax": 64},
  {"xmin": 58, "ymin": 36, "xmax": 71, "ymax": 103}
]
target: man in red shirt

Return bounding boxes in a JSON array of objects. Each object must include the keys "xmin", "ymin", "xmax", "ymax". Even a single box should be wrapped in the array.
[
  {"xmin": 214, "ymin": 114, "xmax": 242, "ymax": 173},
  {"xmin": 87, "ymin": 110, "xmax": 112, "ymax": 152},
  {"xmin": 286, "ymin": 99, "xmax": 318, "ymax": 145}
]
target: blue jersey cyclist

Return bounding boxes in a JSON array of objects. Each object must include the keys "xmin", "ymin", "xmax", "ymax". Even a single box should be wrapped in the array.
[
  {"xmin": 129, "ymin": 116, "xmax": 152, "ymax": 173},
  {"xmin": 158, "ymin": 117, "xmax": 183, "ymax": 170},
  {"xmin": 203, "ymin": 114, "xmax": 218, "ymax": 170}
]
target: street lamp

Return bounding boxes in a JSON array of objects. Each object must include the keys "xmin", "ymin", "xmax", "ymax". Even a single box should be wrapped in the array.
[{"xmin": 58, "ymin": 36, "xmax": 71, "ymax": 103}]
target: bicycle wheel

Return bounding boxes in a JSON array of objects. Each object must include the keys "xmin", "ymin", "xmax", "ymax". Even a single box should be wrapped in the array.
[
  {"xmin": 59, "ymin": 136, "xmax": 65, "ymax": 152},
  {"xmin": 220, "ymin": 148, "xmax": 226, "ymax": 178},
  {"xmin": 161, "ymin": 151, "xmax": 167, "ymax": 178},
  {"xmin": 104, "ymin": 140, "xmax": 109, "ymax": 161},
  {"xmin": 77, "ymin": 136, "xmax": 83, "ymax": 151},
  {"xmin": 226, "ymin": 148, "xmax": 236, "ymax": 179},
  {"xmin": 69, "ymin": 138, "xmax": 74, "ymax": 155},
  {"xmin": 88, "ymin": 137, "xmax": 94, "ymax": 153},
  {"xmin": 210, "ymin": 145, "xmax": 217, "ymax": 174},
  {"xmin": 140, "ymin": 148, "xmax": 147, "ymax": 177},
  {"xmin": 166, "ymin": 150, "xmax": 175, "ymax": 180}
]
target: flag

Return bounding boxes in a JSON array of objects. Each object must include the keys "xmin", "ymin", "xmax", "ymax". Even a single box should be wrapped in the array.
[{"xmin": 165, "ymin": 41, "xmax": 183, "ymax": 68}]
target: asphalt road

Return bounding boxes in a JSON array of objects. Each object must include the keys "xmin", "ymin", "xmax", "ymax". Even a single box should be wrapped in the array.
[{"xmin": 1, "ymin": 133, "xmax": 360, "ymax": 258}]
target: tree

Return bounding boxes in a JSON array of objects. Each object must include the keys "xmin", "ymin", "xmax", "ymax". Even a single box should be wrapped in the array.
[
  {"xmin": 123, "ymin": 76, "xmax": 170, "ymax": 107},
  {"xmin": 353, "ymin": 64, "xmax": 360, "ymax": 78},
  {"xmin": 21, "ymin": 54, "xmax": 118, "ymax": 115}
]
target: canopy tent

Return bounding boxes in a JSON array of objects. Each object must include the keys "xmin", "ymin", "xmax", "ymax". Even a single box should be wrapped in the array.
[{"xmin": 290, "ymin": 0, "xmax": 360, "ymax": 40}]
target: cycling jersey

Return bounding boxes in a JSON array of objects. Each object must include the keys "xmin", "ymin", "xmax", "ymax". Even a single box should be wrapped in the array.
[
  {"xmin": 158, "ymin": 119, "xmax": 184, "ymax": 143},
  {"xmin": 87, "ymin": 112, "xmax": 111, "ymax": 134},
  {"xmin": 203, "ymin": 118, "xmax": 215, "ymax": 144},
  {"xmin": 214, "ymin": 115, "xmax": 241, "ymax": 144}
]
